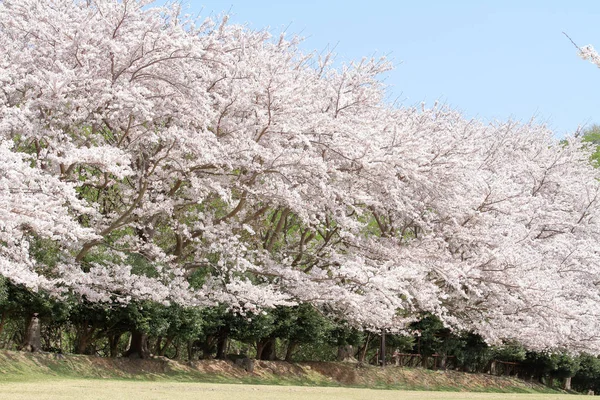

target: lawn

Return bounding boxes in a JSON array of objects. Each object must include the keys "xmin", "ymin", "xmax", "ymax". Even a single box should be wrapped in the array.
[{"xmin": 0, "ymin": 380, "xmax": 577, "ymax": 400}]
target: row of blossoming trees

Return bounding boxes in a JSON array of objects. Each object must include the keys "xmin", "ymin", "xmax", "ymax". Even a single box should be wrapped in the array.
[{"xmin": 2, "ymin": 0, "xmax": 600, "ymax": 359}]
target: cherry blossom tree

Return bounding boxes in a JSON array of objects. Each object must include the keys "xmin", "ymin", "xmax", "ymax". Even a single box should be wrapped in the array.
[{"xmin": 3, "ymin": 0, "xmax": 600, "ymax": 353}]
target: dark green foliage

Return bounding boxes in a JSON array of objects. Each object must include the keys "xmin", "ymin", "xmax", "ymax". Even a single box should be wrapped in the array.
[
  {"xmin": 550, "ymin": 352, "xmax": 580, "ymax": 380},
  {"xmin": 408, "ymin": 315, "xmax": 493, "ymax": 372},
  {"xmin": 229, "ymin": 311, "xmax": 276, "ymax": 346},
  {"xmin": 492, "ymin": 341, "xmax": 527, "ymax": 363},
  {"xmin": 453, "ymin": 333, "xmax": 492, "ymax": 372},
  {"xmin": 409, "ymin": 314, "xmax": 446, "ymax": 356},
  {"xmin": 0, "ymin": 283, "xmax": 70, "ymax": 352},
  {"xmin": 5, "ymin": 283, "xmax": 70, "ymax": 329},
  {"xmin": 273, "ymin": 304, "xmax": 330, "ymax": 345},
  {"xmin": 519, "ymin": 351, "xmax": 580, "ymax": 388},
  {"xmin": 325, "ymin": 323, "xmax": 365, "ymax": 348},
  {"xmin": 522, "ymin": 351, "xmax": 556, "ymax": 382},
  {"xmin": 572, "ymin": 354, "xmax": 600, "ymax": 393},
  {"xmin": 386, "ymin": 334, "xmax": 415, "ymax": 353},
  {"xmin": 272, "ymin": 304, "xmax": 331, "ymax": 361}
]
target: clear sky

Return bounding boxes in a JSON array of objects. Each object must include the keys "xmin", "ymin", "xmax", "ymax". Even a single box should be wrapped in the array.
[{"xmin": 178, "ymin": 0, "xmax": 600, "ymax": 137}]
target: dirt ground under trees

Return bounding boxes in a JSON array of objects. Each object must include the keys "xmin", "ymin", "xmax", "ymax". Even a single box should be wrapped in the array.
[{"xmin": 0, "ymin": 350, "xmax": 557, "ymax": 394}]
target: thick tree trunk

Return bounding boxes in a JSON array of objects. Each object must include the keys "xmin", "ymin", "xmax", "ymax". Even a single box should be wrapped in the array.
[
  {"xmin": 0, "ymin": 311, "xmax": 7, "ymax": 338},
  {"xmin": 563, "ymin": 377, "xmax": 572, "ymax": 391},
  {"xmin": 285, "ymin": 341, "xmax": 298, "ymax": 362},
  {"xmin": 157, "ymin": 337, "xmax": 173, "ymax": 357},
  {"xmin": 74, "ymin": 321, "xmax": 97, "ymax": 355},
  {"xmin": 256, "ymin": 340, "xmax": 266, "ymax": 360},
  {"xmin": 75, "ymin": 333, "xmax": 90, "ymax": 354},
  {"xmin": 108, "ymin": 333, "xmax": 121, "ymax": 358},
  {"xmin": 358, "ymin": 333, "xmax": 371, "ymax": 363},
  {"xmin": 260, "ymin": 337, "xmax": 277, "ymax": 360},
  {"xmin": 187, "ymin": 340, "xmax": 196, "ymax": 361},
  {"xmin": 173, "ymin": 341, "xmax": 181, "ymax": 360},
  {"xmin": 489, "ymin": 360, "xmax": 497, "ymax": 375},
  {"xmin": 124, "ymin": 331, "xmax": 150, "ymax": 359},
  {"xmin": 154, "ymin": 336, "xmax": 163, "ymax": 355},
  {"xmin": 22, "ymin": 314, "xmax": 41, "ymax": 352},
  {"xmin": 75, "ymin": 340, "xmax": 87, "ymax": 354},
  {"xmin": 201, "ymin": 337, "xmax": 215, "ymax": 359},
  {"xmin": 380, "ymin": 330, "xmax": 386, "ymax": 367},
  {"xmin": 215, "ymin": 335, "xmax": 228, "ymax": 360}
]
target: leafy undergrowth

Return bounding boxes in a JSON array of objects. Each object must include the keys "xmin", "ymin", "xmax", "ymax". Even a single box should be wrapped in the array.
[{"xmin": 0, "ymin": 350, "xmax": 557, "ymax": 394}]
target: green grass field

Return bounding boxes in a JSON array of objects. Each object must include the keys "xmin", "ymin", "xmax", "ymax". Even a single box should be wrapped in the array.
[{"xmin": 0, "ymin": 380, "xmax": 578, "ymax": 400}]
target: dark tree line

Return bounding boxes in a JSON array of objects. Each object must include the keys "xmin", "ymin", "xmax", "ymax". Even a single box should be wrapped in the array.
[{"xmin": 2, "ymin": 280, "xmax": 600, "ymax": 394}]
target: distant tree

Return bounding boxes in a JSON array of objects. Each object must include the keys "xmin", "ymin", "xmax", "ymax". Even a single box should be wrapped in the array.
[
  {"xmin": 572, "ymin": 354, "xmax": 600, "ymax": 393},
  {"xmin": 581, "ymin": 124, "xmax": 600, "ymax": 165},
  {"xmin": 272, "ymin": 304, "xmax": 331, "ymax": 362},
  {"xmin": 550, "ymin": 352, "xmax": 580, "ymax": 390}
]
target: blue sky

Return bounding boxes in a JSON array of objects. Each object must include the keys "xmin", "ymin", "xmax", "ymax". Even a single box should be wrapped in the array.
[{"xmin": 180, "ymin": 0, "xmax": 600, "ymax": 137}]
